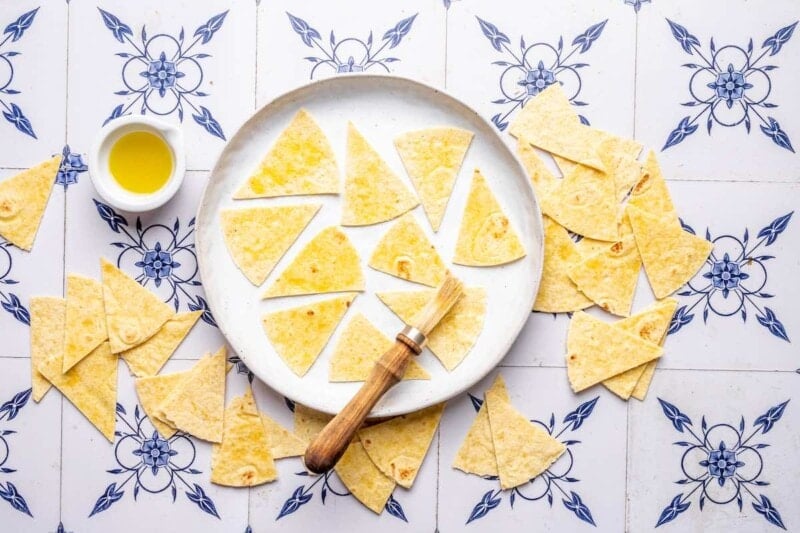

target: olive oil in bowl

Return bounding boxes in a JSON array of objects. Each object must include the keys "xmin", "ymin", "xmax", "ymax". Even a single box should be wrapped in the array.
[{"xmin": 108, "ymin": 130, "xmax": 174, "ymax": 194}]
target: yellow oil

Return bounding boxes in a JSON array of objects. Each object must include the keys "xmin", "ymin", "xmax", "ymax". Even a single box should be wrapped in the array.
[{"xmin": 108, "ymin": 130, "xmax": 173, "ymax": 194}]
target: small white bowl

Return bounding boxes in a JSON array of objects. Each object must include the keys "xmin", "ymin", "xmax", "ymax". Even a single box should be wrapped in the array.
[{"xmin": 89, "ymin": 115, "xmax": 186, "ymax": 212}]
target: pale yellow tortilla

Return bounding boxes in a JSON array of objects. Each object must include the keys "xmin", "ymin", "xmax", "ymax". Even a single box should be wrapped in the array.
[
  {"xmin": 261, "ymin": 414, "xmax": 306, "ymax": 458},
  {"xmin": 156, "ymin": 346, "xmax": 227, "ymax": 442},
  {"xmin": 263, "ymin": 294, "xmax": 355, "ymax": 376},
  {"xmin": 120, "ymin": 311, "xmax": 201, "ymax": 377},
  {"xmin": 293, "ymin": 403, "xmax": 332, "ymax": 443},
  {"xmin": 100, "ymin": 258, "xmax": 174, "ymax": 353},
  {"xmin": 627, "ymin": 205, "xmax": 714, "ymax": 299},
  {"xmin": 632, "ymin": 360, "xmax": 658, "ymax": 401},
  {"xmin": 567, "ymin": 234, "xmax": 641, "ymax": 317},
  {"xmin": 134, "ymin": 371, "xmax": 187, "ymax": 439},
  {"xmin": 211, "ymin": 389, "xmax": 277, "ymax": 487},
  {"xmin": 358, "ymin": 403, "xmax": 444, "ymax": 488},
  {"xmin": 63, "ymin": 274, "xmax": 108, "ymax": 372},
  {"xmin": 486, "ymin": 382, "xmax": 566, "ymax": 490},
  {"xmin": 29, "ymin": 296, "xmax": 58, "ymax": 402},
  {"xmin": 335, "ymin": 438, "xmax": 396, "ymax": 514},
  {"xmin": 233, "ymin": 109, "xmax": 339, "ymax": 199},
  {"xmin": 262, "ymin": 227, "xmax": 365, "ymax": 299},
  {"xmin": 394, "ymin": 126, "xmax": 474, "ymax": 231},
  {"xmin": 328, "ymin": 313, "xmax": 429, "ymax": 382},
  {"xmin": 628, "ymin": 150, "xmax": 680, "ymax": 227},
  {"xmin": 368, "ymin": 213, "xmax": 447, "ymax": 287},
  {"xmin": 48, "ymin": 342, "xmax": 118, "ymax": 442},
  {"xmin": 0, "ymin": 155, "xmax": 60, "ymax": 250},
  {"xmin": 452, "ymin": 374, "xmax": 509, "ymax": 476},
  {"xmin": 603, "ymin": 298, "xmax": 677, "ymax": 399},
  {"xmin": 540, "ymin": 160, "xmax": 619, "ymax": 242},
  {"xmin": 342, "ymin": 122, "xmax": 418, "ymax": 226},
  {"xmin": 220, "ymin": 204, "xmax": 320, "ymax": 285},
  {"xmin": 453, "ymin": 169, "xmax": 526, "ymax": 266},
  {"xmin": 509, "ymin": 85, "xmax": 605, "ymax": 171},
  {"xmin": 517, "ymin": 141, "xmax": 559, "ymax": 199},
  {"xmin": 565, "ymin": 311, "xmax": 663, "ymax": 392},
  {"xmin": 533, "ymin": 217, "xmax": 593, "ymax": 313},
  {"xmin": 555, "ymin": 136, "xmax": 643, "ymax": 201},
  {"xmin": 377, "ymin": 287, "xmax": 486, "ymax": 371}
]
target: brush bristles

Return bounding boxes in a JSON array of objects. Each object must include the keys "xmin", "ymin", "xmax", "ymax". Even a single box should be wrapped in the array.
[{"xmin": 412, "ymin": 272, "xmax": 464, "ymax": 336}]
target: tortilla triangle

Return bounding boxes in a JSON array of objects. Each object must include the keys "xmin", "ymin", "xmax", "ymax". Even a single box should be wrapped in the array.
[
  {"xmin": 486, "ymin": 383, "xmax": 565, "ymax": 490},
  {"xmin": 121, "ymin": 311, "xmax": 201, "ymax": 377},
  {"xmin": 0, "ymin": 155, "xmax": 60, "ymax": 250},
  {"xmin": 29, "ymin": 296, "xmax": 60, "ymax": 402},
  {"xmin": 261, "ymin": 414, "xmax": 306, "ymax": 458},
  {"xmin": 533, "ymin": 217, "xmax": 593, "ymax": 313},
  {"xmin": 156, "ymin": 346, "xmax": 227, "ymax": 442},
  {"xmin": 377, "ymin": 287, "xmax": 486, "ymax": 371},
  {"xmin": 509, "ymin": 85, "xmax": 605, "ymax": 171},
  {"xmin": 262, "ymin": 227, "xmax": 365, "ymax": 298},
  {"xmin": 233, "ymin": 109, "xmax": 339, "ymax": 199},
  {"xmin": 335, "ymin": 438, "xmax": 395, "ymax": 514},
  {"xmin": 627, "ymin": 205, "xmax": 714, "ymax": 298},
  {"xmin": 603, "ymin": 298, "xmax": 677, "ymax": 399},
  {"xmin": 452, "ymin": 374, "xmax": 509, "ymax": 476},
  {"xmin": 39, "ymin": 342, "xmax": 118, "ymax": 442},
  {"xmin": 394, "ymin": 127, "xmax": 473, "ymax": 231},
  {"xmin": 568, "ymin": 228, "xmax": 641, "ymax": 317},
  {"xmin": 221, "ymin": 204, "xmax": 320, "ymax": 285},
  {"xmin": 293, "ymin": 403, "xmax": 332, "ymax": 443},
  {"xmin": 566, "ymin": 311, "xmax": 663, "ymax": 392},
  {"xmin": 540, "ymin": 162, "xmax": 619, "ymax": 242},
  {"xmin": 555, "ymin": 136, "xmax": 643, "ymax": 201},
  {"xmin": 628, "ymin": 151, "xmax": 679, "ymax": 226},
  {"xmin": 342, "ymin": 123, "xmax": 418, "ymax": 226},
  {"xmin": 453, "ymin": 169, "xmax": 526, "ymax": 266},
  {"xmin": 631, "ymin": 360, "xmax": 658, "ymax": 401},
  {"xmin": 63, "ymin": 274, "xmax": 108, "ymax": 372},
  {"xmin": 100, "ymin": 258, "xmax": 174, "ymax": 353},
  {"xmin": 517, "ymin": 141, "xmax": 559, "ymax": 199},
  {"xmin": 368, "ymin": 213, "xmax": 446, "ymax": 287},
  {"xmin": 329, "ymin": 313, "xmax": 429, "ymax": 382},
  {"xmin": 211, "ymin": 389, "xmax": 277, "ymax": 487},
  {"xmin": 263, "ymin": 294, "xmax": 355, "ymax": 376},
  {"xmin": 134, "ymin": 371, "xmax": 186, "ymax": 439},
  {"xmin": 358, "ymin": 403, "xmax": 444, "ymax": 488}
]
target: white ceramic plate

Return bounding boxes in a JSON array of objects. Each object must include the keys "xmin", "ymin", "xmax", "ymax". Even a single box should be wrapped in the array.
[{"xmin": 196, "ymin": 74, "xmax": 543, "ymax": 417}]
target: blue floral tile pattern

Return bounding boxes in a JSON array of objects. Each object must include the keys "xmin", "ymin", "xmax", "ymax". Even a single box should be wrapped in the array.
[
  {"xmin": 89, "ymin": 403, "xmax": 219, "ymax": 519},
  {"xmin": 662, "ymin": 19, "xmax": 797, "ymax": 152},
  {"xmin": 655, "ymin": 398, "xmax": 789, "ymax": 530},
  {"xmin": 624, "ymin": 0, "xmax": 651, "ymax": 12},
  {"xmin": 0, "ymin": 388, "xmax": 33, "ymax": 518},
  {"xmin": 93, "ymin": 199, "xmax": 216, "ymax": 327},
  {"xmin": 55, "ymin": 145, "xmax": 87, "ymax": 190},
  {"xmin": 0, "ymin": 241, "xmax": 29, "ymax": 326},
  {"xmin": 464, "ymin": 394, "xmax": 599, "ymax": 527},
  {"xmin": 286, "ymin": 12, "xmax": 417, "ymax": 77},
  {"xmin": 98, "ymin": 8, "xmax": 227, "ymax": 140},
  {"xmin": 669, "ymin": 213, "xmax": 792, "ymax": 342},
  {"xmin": 475, "ymin": 16, "xmax": 607, "ymax": 130},
  {"xmin": 0, "ymin": 8, "xmax": 38, "ymax": 139}
]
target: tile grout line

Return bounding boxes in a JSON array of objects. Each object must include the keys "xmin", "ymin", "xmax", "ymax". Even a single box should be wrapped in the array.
[
  {"xmin": 443, "ymin": 6, "xmax": 449, "ymax": 90},
  {"xmin": 624, "ymin": 400, "xmax": 631, "ymax": 532},
  {"xmin": 254, "ymin": 0, "xmax": 260, "ymax": 113},
  {"xmin": 632, "ymin": 7, "xmax": 639, "ymax": 140},
  {"xmin": 435, "ymin": 425, "xmax": 441, "ymax": 532}
]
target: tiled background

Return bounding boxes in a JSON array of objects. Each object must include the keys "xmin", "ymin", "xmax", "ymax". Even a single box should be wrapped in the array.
[{"xmin": 0, "ymin": 1, "xmax": 798, "ymax": 532}]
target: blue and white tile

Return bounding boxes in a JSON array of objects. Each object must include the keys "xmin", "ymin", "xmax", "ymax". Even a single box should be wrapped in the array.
[
  {"xmin": 627, "ymin": 369, "xmax": 798, "ymax": 532},
  {"xmin": 67, "ymin": 0, "xmax": 257, "ymax": 171},
  {"xmin": 635, "ymin": 0, "xmax": 800, "ymax": 180},
  {"xmin": 256, "ymin": 0, "xmax": 446, "ymax": 106},
  {"xmin": 60, "ymin": 358, "xmax": 250, "ymax": 533},
  {"xmin": 446, "ymin": 0, "xmax": 637, "ymax": 141},
  {"xmin": 438, "ymin": 368, "xmax": 626, "ymax": 532},
  {"xmin": 247, "ymin": 379, "xmax": 437, "ymax": 532},
  {"xmin": 0, "ymin": 1, "xmax": 67, "ymax": 168},
  {"xmin": 0, "ymin": 358, "xmax": 61, "ymax": 532},
  {"xmin": 0, "ymin": 163, "xmax": 65, "ymax": 357},
  {"xmin": 64, "ymin": 168, "xmax": 224, "ymax": 361}
]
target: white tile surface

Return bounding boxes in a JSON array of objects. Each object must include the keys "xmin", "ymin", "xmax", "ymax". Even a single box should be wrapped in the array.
[{"xmin": 0, "ymin": 1, "xmax": 67, "ymax": 168}]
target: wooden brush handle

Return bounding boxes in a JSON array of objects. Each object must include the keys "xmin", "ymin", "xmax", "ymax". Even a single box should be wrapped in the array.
[{"xmin": 304, "ymin": 336, "xmax": 420, "ymax": 474}]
